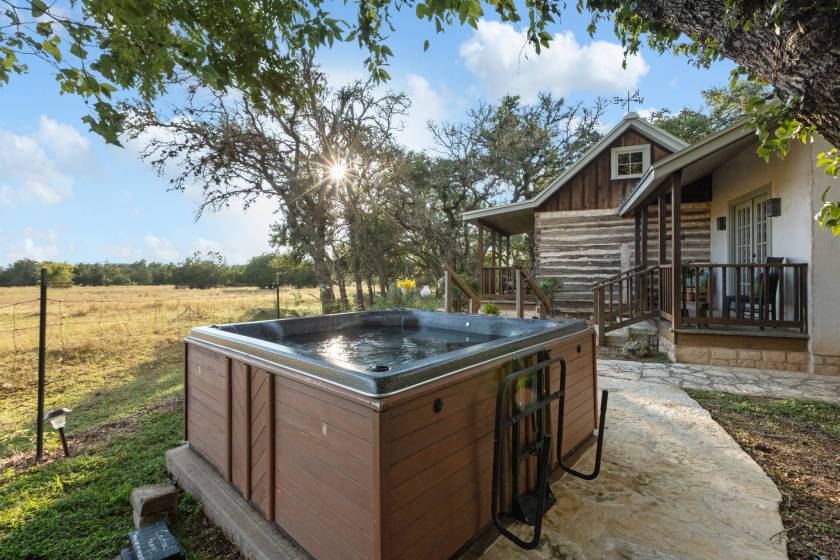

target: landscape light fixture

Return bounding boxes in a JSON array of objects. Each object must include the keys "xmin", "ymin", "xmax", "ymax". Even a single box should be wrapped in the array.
[{"xmin": 43, "ymin": 408, "xmax": 72, "ymax": 457}]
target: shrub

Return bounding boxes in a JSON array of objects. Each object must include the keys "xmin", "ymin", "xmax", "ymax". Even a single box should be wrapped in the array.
[{"xmin": 482, "ymin": 303, "xmax": 500, "ymax": 315}]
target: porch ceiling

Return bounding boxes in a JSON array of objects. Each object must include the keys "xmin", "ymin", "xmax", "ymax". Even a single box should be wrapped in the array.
[{"xmin": 465, "ymin": 205, "xmax": 534, "ymax": 235}]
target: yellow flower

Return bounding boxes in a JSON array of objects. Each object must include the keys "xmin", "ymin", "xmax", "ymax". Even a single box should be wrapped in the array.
[{"xmin": 396, "ymin": 279, "xmax": 416, "ymax": 290}]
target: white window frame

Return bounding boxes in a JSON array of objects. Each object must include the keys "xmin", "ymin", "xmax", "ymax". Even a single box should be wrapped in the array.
[{"xmin": 610, "ymin": 144, "xmax": 651, "ymax": 180}]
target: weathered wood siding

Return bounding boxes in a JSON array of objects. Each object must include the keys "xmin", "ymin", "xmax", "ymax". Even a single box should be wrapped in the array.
[
  {"xmin": 536, "ymin": 202, "xmax": 711, "ymax": 316},
  {"xmin": 537, "ymin": 129, "xmax": 673, "ymax": 212}
]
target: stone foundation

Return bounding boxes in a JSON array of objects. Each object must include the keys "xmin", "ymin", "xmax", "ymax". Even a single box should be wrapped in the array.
[
  {"xmin": 675, "ymin": 347, "xmax": 808, "ymax": 373},
  {"xmin": 810, "ymin": 354, "xmax": 840, "ymax": 376}
]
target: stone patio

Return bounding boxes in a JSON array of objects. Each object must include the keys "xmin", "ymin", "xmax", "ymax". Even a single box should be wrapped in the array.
[
  {"xmin": 600, "ymin": 358, "xmax": 840, "ymax": 403},
  {"xmin": 480, "ymin": 373, "xmax": 789, "ymax": 560}
]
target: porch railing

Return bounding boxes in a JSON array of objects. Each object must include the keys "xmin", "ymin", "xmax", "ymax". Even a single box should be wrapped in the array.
[
  {"xmin": 480, "ymin": 265, "xmax": 524, "ymax": 299},
  {"xmin": 592, "ymin": 266, "xmax": 660, "ymax": 344},
  {"xmin": 679, "ymin": 262, "xmax": 808, "ymax": 332},
  {"xmin": 592, "ymin": 262, "xmax": 808, "ymax": 345}
]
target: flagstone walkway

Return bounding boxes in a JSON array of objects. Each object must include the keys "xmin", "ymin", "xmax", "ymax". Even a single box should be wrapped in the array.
[
  {"xmin": 479, "ymin": 375, "xmax": 788, "ymax": 560},
  {"xmin": 599, "ymin": 359, "xmax": 840, "ymax": 403}
]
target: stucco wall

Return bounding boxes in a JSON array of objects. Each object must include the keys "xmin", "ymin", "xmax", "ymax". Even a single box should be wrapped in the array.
[
  {"xmin": 808, "ymin": 137, "xmax": 840, "ymax": 360},
  {"xmin": 710, "ymin": 138, "xmax": 839, "ymax": 363}
]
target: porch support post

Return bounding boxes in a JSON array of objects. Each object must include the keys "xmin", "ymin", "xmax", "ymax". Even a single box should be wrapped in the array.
[
  {"xmin": 671, "ymin": 171, "xmax": 683, "ymax": 328},
  {"xmin": 634, "ymin": 210, "xmax": 642, "ymax": 267},
  {"xmin": 658, "ymin": 193, "xmax": 667, "ymax": 265},
  {"xmin": 477, "ymin": 222, "xmax": 484, "ymax": 297},
  {"xmin": 640, "ymin": 204, "xmax": 648, "ymax": 266}
]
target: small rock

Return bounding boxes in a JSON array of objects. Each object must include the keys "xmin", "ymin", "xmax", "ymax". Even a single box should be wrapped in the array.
[{"xmin": 130, "ymin": 483, "xmax": 179, "ymax": 517}]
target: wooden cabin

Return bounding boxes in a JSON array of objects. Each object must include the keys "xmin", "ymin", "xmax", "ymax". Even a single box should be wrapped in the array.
[{"xmin": 455, "ymin": 114, "xmax": 840, "ymax": 375}]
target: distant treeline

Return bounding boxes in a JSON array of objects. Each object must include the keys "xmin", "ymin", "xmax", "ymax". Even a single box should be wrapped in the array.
[{"xmin": 0, "ymin": 252, "xmax": 318, "ymax": 289}]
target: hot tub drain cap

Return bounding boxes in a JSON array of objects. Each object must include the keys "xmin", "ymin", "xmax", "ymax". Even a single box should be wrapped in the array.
[{"xmin": 368, "ymin": 364, "xmax": 390, "ymax": 372}]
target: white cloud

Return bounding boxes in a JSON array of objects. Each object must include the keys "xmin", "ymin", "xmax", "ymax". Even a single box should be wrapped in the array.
[
  {"xmin": 4, "ymin": 229, "xmax": 60, "ymax": 261},
  {"xmin": 35, "ymin": 115, "xmax": 91, "ymax": 166},
  {"xmin": 397, "ymin": 73, "xmax": 447, "ymax": 151},
  {"xmin": 0, "ymin": 116, "xmax": 92, "ymax": 206},
  {"xmin": 193, "ymin": 237, "xmax": 223, "ymax": 253},
  {"xmin": 144, "ymin": 234, "xmax": 180, "ymax": 262},
  {"xmin": 459, "ymin": 21, "xmax": 649, "ymax": 102},
  {"xmin": 636, "ymin": 107, "xmax": 659, "ymax": 121}
]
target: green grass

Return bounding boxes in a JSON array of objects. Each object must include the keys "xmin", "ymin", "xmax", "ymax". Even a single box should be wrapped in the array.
[
  {"xmin": 688, "ymin": 390, "xmax": 840, "ymax": 439},
  {"xmin": 688, "ymin": 390, "xmax": 840, "ymax": 560},
  {"xmin": 0, "ymin": 407, "xmax": 181, "ymax": 559}
]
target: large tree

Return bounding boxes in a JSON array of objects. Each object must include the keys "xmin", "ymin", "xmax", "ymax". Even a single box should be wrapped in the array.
[
  {"xmin": 649, "ymin": 80, "xmax": 768, "ymax": 144},
  {"xmin": 7, "ymin": 1, "xmax": 837, "ymax": 150},
  {"xmin": 124, "ymin": 61, "xmax": 408, "ymax": 310},
  {"xmin": 484, "ymin": 94, "xmax": 607, "ymax": 203}
]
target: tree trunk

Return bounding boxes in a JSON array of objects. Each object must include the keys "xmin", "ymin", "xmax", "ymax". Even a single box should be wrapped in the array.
[
  {"xmin": 632, "ymin": 0, "xmax": 840, "ymax": 146},
  {"xmin": 352, "ymin": 254, "xmax": 365, "ymax": 310},
  {"xmin": 311, "ymin": 245, "xmax": 335, "ymax": 314},
  {"xmin": 366, "ymin": 273, "xmax": 375, "ymax": 306},
  {"xmin": 335, "ymin": 260, "xmax": 350, "ymax": 310}
]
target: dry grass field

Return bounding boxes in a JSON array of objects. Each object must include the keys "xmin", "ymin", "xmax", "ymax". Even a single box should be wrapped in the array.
[
  {"xmin": 0, "ymin": 284, "xmax": 323, "ymax": 458},
  {"xmin": 0, "ymin": 284, "xmax": 439, "ymax": 559}
]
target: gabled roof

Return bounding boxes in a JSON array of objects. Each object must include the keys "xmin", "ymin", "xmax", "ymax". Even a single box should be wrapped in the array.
[
  {"xmin": 616, "ymin": 119, "xmax": 756, "ymax": 216},
  {"xmin": 462, "ymin": 113, "xmax": 688, "ymax": 230}
]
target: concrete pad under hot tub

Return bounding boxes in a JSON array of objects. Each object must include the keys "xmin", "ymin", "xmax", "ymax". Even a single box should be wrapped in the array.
[{"xmin": 179, "ymin": 310, "xmax": 599, "ymax": 560}]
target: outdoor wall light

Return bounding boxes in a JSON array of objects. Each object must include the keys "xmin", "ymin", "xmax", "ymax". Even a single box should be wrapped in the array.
[
  {"xmin": 768, "ymin": 197, "xmax": 782, "ymax": 217},
  {"xmin": 43, "ymin": 408, "xmax": 72, "ymax": 457},
  {"xmin": 716, "ymin": 216, "xmax": 727, "ymax": 231}
]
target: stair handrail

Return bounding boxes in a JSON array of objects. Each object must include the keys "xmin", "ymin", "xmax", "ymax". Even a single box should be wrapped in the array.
[
  {"xmin": 443, "ymin": 264, "xmax": 481, "ymax": 312},
  {"xmin": 590, "ymin": 264, "xmax": 658, "ymax": 290},
  {"xmin": 519, "ymin": 270, "xmax": 552, "ymax": 318}
]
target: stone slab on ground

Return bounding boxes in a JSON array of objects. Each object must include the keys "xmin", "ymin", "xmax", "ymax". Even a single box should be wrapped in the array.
[
  {"xmin": 131, "ymin": 483, "xmax": 179, "ymax": 516},
  {"xmin": 600, "ymin": 358, "xmax": 840, "ymax": 403},
  {"xmin": 480, "ymin": 376, "xmax": 787, "ymax": 560},
  {"xmin": 166, "ymin": 445, "xmax": 308, "ymax": 560}
]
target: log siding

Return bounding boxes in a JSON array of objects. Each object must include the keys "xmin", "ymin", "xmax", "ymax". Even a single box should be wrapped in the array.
[{"xmin": 536, "ymin": 202, "xmax": 711, "ymax": 316}]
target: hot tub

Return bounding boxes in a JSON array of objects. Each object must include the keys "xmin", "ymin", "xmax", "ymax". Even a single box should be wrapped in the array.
[{"xmin": 183, "ymin": 310, "xmax": 598, "ymax": 559}]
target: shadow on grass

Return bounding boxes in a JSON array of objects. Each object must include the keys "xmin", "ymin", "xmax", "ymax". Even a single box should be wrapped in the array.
[
  {"xmin": 0, "ymin": 408, "xmax": 183, "ymax": 559},
  {"xmin": 1, "ymin": 343, "xmax": 185, "ymax": 458}
]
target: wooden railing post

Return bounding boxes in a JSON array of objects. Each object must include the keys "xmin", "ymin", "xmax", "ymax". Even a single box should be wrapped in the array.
[
  {"xmin": 596, "ymin": 287, "xmax": 605, "ymax": 346},
  {"xmin": 671, "ymin": 172, "xmax": 682, "ymax": 328},
  {"xmin": 515, "ymin": 270, "xmax": 523, "ymax": 319}
]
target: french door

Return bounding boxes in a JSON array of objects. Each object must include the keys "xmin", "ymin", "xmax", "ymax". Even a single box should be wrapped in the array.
[{"xmin": 733, "ymin": 192, "xmax": 770, "ymax": 294}]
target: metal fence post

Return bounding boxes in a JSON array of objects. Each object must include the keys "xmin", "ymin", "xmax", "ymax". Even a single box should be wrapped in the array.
[{"xmin": 35, "ymin": 267, "xmax": 47, "ymax": 462}]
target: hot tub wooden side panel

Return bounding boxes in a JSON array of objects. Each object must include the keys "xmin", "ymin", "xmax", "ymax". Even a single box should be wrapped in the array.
[
  {"xmin": 378, "ymin": 330, "xmax": 597, "ymax": 560},
  {"xmin": 185, "ymin": 344, "xmax": 228, "ymax": 474},
  {"xmin": 185, "ymin": 342, "xmax": 380, "ymax": 560}
]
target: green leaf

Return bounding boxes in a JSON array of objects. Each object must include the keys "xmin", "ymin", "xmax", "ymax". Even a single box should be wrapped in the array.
[
  {"xmin": 41, "ymin": 38, "xmax": 61, "ymax": 62},
  {"xmin": 30, "ymin": 0, "xmax": 48, "ymax": 18},
  {"xmin": 423, "ymin": 39, "xmax": 429, "ymax": 51}
]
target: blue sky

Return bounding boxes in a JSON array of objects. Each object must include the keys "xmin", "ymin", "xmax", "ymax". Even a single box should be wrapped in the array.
[{"xmin": 0, "ymin": 6, "xmax": 734, "ymax": 266}]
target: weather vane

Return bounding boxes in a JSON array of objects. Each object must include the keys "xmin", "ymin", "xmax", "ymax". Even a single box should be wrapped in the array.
[{"xmin": 613, "ymin": 89, "xmax": 644, "ymax": 115}]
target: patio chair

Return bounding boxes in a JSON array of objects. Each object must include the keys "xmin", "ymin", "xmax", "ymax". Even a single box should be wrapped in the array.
[{"xmin": 727, "ymin": 256, "xmax": 783, "ymax": 322}]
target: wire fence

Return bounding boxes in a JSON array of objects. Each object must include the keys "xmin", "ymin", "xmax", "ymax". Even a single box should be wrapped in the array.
[{"xmin": 0, "ymin": 285, "xmax": 323, "ymax": 396}]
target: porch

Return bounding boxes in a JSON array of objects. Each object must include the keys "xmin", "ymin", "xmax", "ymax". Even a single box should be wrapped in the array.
[
  {"xmin": 444, "ymin": 210, "xmax": 554, "ymax": 318},
  {"xmin": 595, "ymin": 168, "xmax": 809, "ymax": 365}
]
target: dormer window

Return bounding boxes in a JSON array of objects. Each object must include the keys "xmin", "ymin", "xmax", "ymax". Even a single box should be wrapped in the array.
[{"xmin": 611, "ymin": 144, "xmax": 651, "ymax": 179}]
